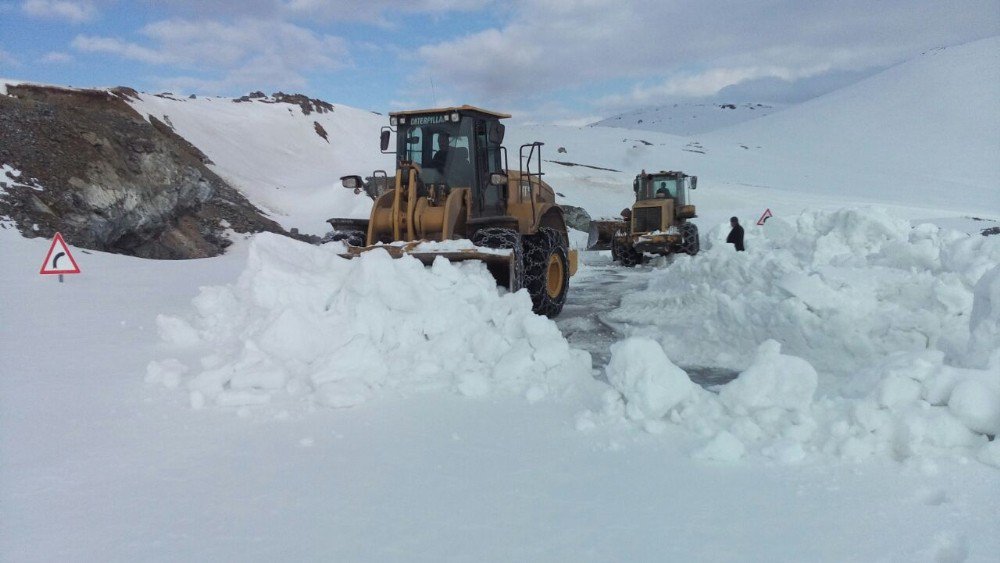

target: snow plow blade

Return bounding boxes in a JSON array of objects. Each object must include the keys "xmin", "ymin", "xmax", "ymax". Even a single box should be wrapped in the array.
[
  {"xmin": 339, "ymin": 242, "xmax": 578, "ymax": 292},
  {"xmin": 339, "ymin": 243, "xmax": 522, "ymax": 290},
  {"xmin": 588, "ymin": 219, "xmax": 625, "ymax": 250}
]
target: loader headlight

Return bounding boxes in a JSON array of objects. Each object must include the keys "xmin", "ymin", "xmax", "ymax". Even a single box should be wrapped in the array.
[
  {"xmin": 390, "ymin": 116, "xmax": 398, "ymax": 126},
  {"xmin": 450, "ymin": 112, "xmax": 460, "ymax": 122},
  {"xmin": 490, "ymin": 173, "xmax": 508, "ymax": 186}
]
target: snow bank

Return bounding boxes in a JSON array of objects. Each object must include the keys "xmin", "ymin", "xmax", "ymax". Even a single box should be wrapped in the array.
[
  {"xmin": 149, "ymin": 233, "xmax": 591, "ymax": 410},
  {"xmin": 607, "ymin": 208, "xmax": 1000, "ymax": 378},
  {"xmin": 589, "ymin": 338, "xmax": 998, "ymax": 466},
  {"xmin": 591, "ymin": 210, "xmax": 999, "ymax": 465}
]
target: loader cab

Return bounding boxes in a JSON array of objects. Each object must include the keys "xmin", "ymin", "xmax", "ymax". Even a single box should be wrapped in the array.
[
  {"xmin": 634, "ymin": 171, "xmax": 697, "ymax": 207},
  {"xmin": 390, "ymin": 106, "xmax": 509, "ymax": 219}
]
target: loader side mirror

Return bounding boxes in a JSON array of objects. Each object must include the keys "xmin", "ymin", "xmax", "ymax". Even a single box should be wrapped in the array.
[
  {"xmin": 691, "ymin": 176, "xmax": 697, "ymax": 190},
  {"xmin": 341, "ymin": 175, "xmax": 363, "ymax": 189},
  {"xmin": 380, "ymin": 129, "xmax": 391, "ymax": 152}
]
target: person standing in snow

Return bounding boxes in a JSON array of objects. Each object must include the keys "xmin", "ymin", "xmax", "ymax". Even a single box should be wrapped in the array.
[{"xmin": 727, "ymin": 217, "xmax": 745, "ymax": 251}]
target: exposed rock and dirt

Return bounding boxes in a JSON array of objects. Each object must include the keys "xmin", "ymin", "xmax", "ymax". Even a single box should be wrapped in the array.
[{"xmin": 0, "ymin": 84, "xmax": 285, "ymax": 258}]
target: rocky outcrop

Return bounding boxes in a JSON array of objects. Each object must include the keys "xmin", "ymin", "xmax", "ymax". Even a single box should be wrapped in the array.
[
  {"xmin": 0, "ymin": 84, "xmax": 284, "ymax": 259},
  {"xmin": 232, "ymin": 90, "xmax": 334, "ymax": 115}
]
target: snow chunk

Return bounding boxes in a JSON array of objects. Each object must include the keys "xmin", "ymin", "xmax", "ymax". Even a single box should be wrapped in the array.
[
  {"xmin": 948, "ymin": 379, "xmax": 1000, "ymax": 435},
  {"xmin": 719, "ymin": 340, "xmax": 818, "ymax": 415},
  {"xmin": 694, "ymin": 431, "xmax": 746, "ymax": 462},
  {"xmin": 605, "ymin": 337, "xmax": 693, "ymax": 421},
  {"xmin": 144, "ymin": 358, "xmax": 188, "ymax": 389}
]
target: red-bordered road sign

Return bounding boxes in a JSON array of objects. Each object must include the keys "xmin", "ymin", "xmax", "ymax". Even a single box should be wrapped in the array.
[
  {"xmin": 39, "ymin": 232, "xmax": 81, "ymax": 275},
  {"xmin": 756, "ymin": 208, "xmax": 773, "ymax": 226}
]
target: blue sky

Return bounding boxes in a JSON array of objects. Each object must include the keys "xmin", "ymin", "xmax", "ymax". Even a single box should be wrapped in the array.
[{"xmin": 1, "ymin": 1, "xmax": 997, "ymax": 124}]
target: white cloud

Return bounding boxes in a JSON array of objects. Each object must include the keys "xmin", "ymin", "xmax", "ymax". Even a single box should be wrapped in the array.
[
  {"xmin": 21, "ymin": 0, "xmax": 96, "ymax": 23},
  {"xmin": 415, "ymin": 0, "xmax": 1000, "ymax": 110},
  {"xmin": 161, "ymin": 0, "xmax": 490, "ymax": 24},
  {"xmin": 72, "ymin": 35, "xmax": 169, "ymax": 64},
  {"xmin": 71, "ymin": 18, "xmax": 349, "ymax": 94},
  {"xmin": 40, "ymin": 51, "xmax": 74, "ymax": 64}
]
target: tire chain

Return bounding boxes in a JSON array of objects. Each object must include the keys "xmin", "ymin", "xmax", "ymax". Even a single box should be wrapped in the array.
[
  {"xmin": 522, "ymin": 227, "xmax": 568, "ymax": 317},
  {"xmin": 612, "ymin": 229, "xmax": 643, "ymax": 266},
  {"xmin": 323, "ymin": 229, "xmax": 366, "ymax": 247},
  {"xmin": 472, "ymin": 227, "xmax": 524, "ymax": 290},
  {"xmin": 680, "ymin": 223, "xmax": 699, "ymax": 255}
]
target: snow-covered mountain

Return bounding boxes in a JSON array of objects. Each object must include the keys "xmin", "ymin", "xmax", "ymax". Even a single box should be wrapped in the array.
[
  {"xmin": 703, "ymin": 36, "xmax": 1000, "ymax": 211},
  {"xmin": 508, "ymin": 36, "xmax": 999, "ymax": 224},
  {"xmin": 590, "ymin": 101, "xmax": 786, "ymax": 136},
  {"xmin": 127, "ymin": 91, "xmax": 394, "ymax": 235}
]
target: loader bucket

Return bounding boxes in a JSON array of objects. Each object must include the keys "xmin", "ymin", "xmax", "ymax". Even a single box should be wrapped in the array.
[
  {"xmin": 587, "ymin": 219, "xmax": 625, "ymax": 250},
  {"xmin": 339, "ymin": 243, "xmax": 521, "ymax": 290}
]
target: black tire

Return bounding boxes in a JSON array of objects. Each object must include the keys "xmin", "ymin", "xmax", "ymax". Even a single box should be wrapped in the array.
[
  {"xmin": 680, "ymin": 223, "xmax": 700, "ymax": 255},
  {"xmin": 612, "ymin": 230, "xmax": 643, "ymax": 267},
  {"xmin": 324, "ymin": 230, "xmax": 366, "ymax": 247},
  {"xmin": 472, "ymin": 227, "xmax": 524, "ymax": 292},
  {"xmin": 522, "ymin": 227, "xmax": 569, "ymax": 317}
]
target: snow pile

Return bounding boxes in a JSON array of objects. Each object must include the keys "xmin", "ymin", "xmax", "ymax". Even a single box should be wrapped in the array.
[
  {"xmin": 585, "ymin": 338, "xmax": 999, "ymax": 466},
  {"xmin": 588, "ymin": 210, "xmax": 1000, "ymax": 465},
  {"xmin": 147, "ymin": 233, "xmax": 591, "ymax": 409},
  {"xmin": 607, "ymin": 208, "xmax": 1000, "ymax": 378}
]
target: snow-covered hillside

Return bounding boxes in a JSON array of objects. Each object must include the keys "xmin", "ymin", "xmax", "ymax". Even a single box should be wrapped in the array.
[
  {"xmin": 703, "ymin": 37, "xmax": 1000, "ymax": 210},
  {"xmin": 591, "ymin": 102, "xmax": 785, "ymax": 136},
  {"xmin": 510, "ymin": 36, "xmax": 999, "ymax": 224},
  {"xmin": 128, "ymin": 93, "xmax": 394, "ymax": 235}
]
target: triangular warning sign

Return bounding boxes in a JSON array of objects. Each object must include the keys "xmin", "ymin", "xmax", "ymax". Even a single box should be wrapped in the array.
[
  {"xmin": 39, "ymin": 232, "xmax": 81, "ymax": 275},
  {"xmin": 756, "ymin": 208, "xmax": 773, "ymax": 226}
]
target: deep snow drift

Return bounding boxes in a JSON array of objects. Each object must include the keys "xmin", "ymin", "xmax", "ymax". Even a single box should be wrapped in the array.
[
  {"xmin": 593, "ymin": 208, "xmax": 1000, "ymax": 466},
  {"xmin": 149, "ymin": 209, "xmax": 1000, "ymax": 469},
  {"xmin": 149, "ymin": 234, "xmax": 595, "ymax": 410}
]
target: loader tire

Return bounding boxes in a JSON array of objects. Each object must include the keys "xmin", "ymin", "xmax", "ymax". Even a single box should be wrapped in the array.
[
  {"xmin": 680, "ymin": 223, "xmax": 700, "ymax": 256},
  {"xmin": 523, "ymin": 228, "xmax": 569, "ymax": 318},
  {"xmin": 472, "ymin": 227, "xmax": 524, "ymax": 292},
  {"xmin": 325, "ymin": 230, "xmax": 366, "ymax": 247}
]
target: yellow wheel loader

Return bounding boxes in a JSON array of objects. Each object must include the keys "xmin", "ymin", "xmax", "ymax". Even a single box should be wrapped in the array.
[
  {"xmin": 327, "ymin": 106, "xmax": 577, "ymax": 317},
  {"xmin": 589, "ymin": 170, "xmax": 700, "ymax": 266}
]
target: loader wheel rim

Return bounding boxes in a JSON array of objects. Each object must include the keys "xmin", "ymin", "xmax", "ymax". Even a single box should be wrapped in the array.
[{"xmin": 546, "ymin": 254, "xmax": 564, "ymax": 298}]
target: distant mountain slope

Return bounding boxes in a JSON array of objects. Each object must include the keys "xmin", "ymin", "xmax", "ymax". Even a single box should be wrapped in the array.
[
  {"xmin": 128, "ymin": 91, "xmax": 394, "ymax": 235},
  {"xmin": 703, "ymin": 36, "xmax": 1000, "ymax": 209},
  {"xmin": 510, "ymin": 36, "xmax": 999, "ymax": 223},
  {"xmin": 590, "ymin": 102, "xmax": 785, "ymax": 136}
]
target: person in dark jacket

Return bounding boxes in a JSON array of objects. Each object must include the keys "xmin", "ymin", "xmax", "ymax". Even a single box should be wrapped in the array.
[{"xmin": 727, "ymin": 216, "xmax": 745, "ymax": 251}]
